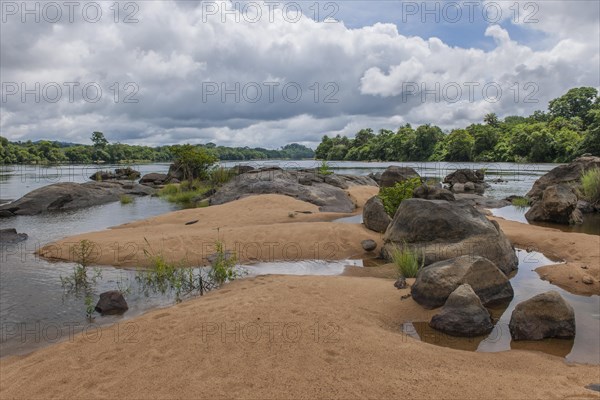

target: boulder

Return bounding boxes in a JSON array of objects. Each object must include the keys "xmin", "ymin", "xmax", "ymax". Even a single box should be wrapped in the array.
[
  {"xmin": 232, "ymin": 165, "xmax": 255, "ymax": 174},
  {"xmin": 362, "ymin": 196, "xmax": 392, "ymax": 233},
  {"xmin": 454, "ymin": 193, "xmax": 511, "ymax": 209},
  {"xmin": 139, "ymin": 173, "xmax": 169, "ymax": 185},
  {"xmin": 383, "ymin": 199, "xmax": 518, "ymax": 274},
  {"xmin": 95, "ymin": 291, "xmax": 129, "ymax": 315},
  {"xmin": 361, "ymin": 239, "xmax": 377, "ymax": 252},
  {"xmin": 379, "ymin": 166, "xmax": 420, "ymax": 188},
  {"xmin": 0, "ymin": 181, "xmax": 155, "ymax": 217},
  {"xmin": 527, "ymin": 156, "xmax": 600, "ymax": 201},
  {"xmin": 429, "ymin": 284, "xmax": 494, "ymax": 337},
  {"xmin": 210, "ymin": 168, "xmax": 376, "ymax": 213},
  {"xmin": 509, "ymin": 291, "xmax": 575, "ymax": 340},
  {"xmin": 525, "ymin": 184, "xmax": 582, "ymax": 225},
  {"xmin": 89, "ymin": 167, "xmax": 140, "ymax": 181},
  {"xmin": 167, "ymin": 163, "xmax": 185, "ymax": 181},
  {"xmin": 411, "ymin": 256, "xmax": 514, "ymax": 309},
  {"xmin": 368, "ymin": 172, "xmax": 382, "ymax": 185},
  {"xmin": 0, "ymin": 228, "xmax": 28, "ymax": 243},
  {"xmin": 576, "ymin": 200, "xmax": 596, "ymax": 214},
  {"xmin": 412, "ymin": 185, "xmax": 455, "ymax": 201},
  {"xmin": 444, "ymin": 169, "xmax": 485, "ymax": 185}
]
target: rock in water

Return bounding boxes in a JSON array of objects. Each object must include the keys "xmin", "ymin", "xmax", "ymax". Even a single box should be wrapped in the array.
[
  {"xmin": 95, "ymin": 291, "xmax": 129, "ymax": 315},
  {"xmin": 361, "ymin": 239, "xmax": 377, "ymax": 252},
  {"xmin": 527, "ymin": 156, "xmax": 600, "ymax": 201},
  {"xmin": 379, "ymin": 166, "xmax": 420, "ymax": 188},
  {"xmin": 509, "ymin": 291, "xmax": 575, "ymax": 340},
  {"xmin": 412, "ymin": 185, "xmax": 455, "ymax": 201},
  {"xmin": 0, "ymin": 228, "xmax": 28, "ymax": 243},
  {"xmin": 383, "ymin": 199, "xmax": 518, "ymax": 274},
  {"xmin": 362, "ymin": 196, "xmax": 392, "ymax": 233},
  {"xmin": 525, "ymin": 184, "xmax": 583, "ymax": 225},
  {"xmin": 411, "ymin": 256, "xmax": 514, "ymax": 309},
  {"xmin": 429, "ymin": 284, "xmax": 493, "ymax": 337}
]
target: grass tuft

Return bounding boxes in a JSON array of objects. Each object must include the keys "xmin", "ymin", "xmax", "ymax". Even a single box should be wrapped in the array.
[
  {"xmin": 581, "ymin": 167, "xmax": 600, "ymax": 204},
  {"xmin": 390, "ymin": 244, "xmax": 424, "ymax": 278}
]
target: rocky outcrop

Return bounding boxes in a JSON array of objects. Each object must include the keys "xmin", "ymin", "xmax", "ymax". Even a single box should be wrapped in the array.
[
  {"xmin": 383, "ymin": 199, "xmax": 518, "ymax": 273},
  {"xmin": 411, "ymin": 256, "xmax": 514, "ymax": 309},
  {"xmin": 509, "ymin": 291, "xmax": 575, "ymax": 340},
  {"xmin": 444, "ymin": 169, "xmax": 486, "ymax": 193},
  {"xmin": 412, "ymin": 184, "xmax": 455, "ymax": 201},
  {"xmin": 0, "ymin": 228, "xmax": 28, "ymax": 243},
  {"xmin": 209, "ymin": 168, "xmax": 377, "ymax": 213},
  {"xmin": 454, "ymin": 193, "xmax": 511, "ymax": 209},
  {"xmin": 527, "ymin": 156, "xmax": 600, "ymax": 201},
  {"xmin": 379, "ymin": 166, "xmax": 420, "ymax": 188},
  {"xmin": 0, "ymin": 181, "xmax": 155, "ymax": 217},
  {"xmin": 429, "ymin": 284, "xmax": 494, "ymax": 337},
  {"xmin": 95, "ymin": 291, "xmax": 129, "ymax": 315},
  {"xmin": 362, "ymin": 196, "xmax": 392, "ymax": 233},
  {"xmin": 139, "ymin": 173, "xmax": 170, "ymax": 186},
  {"xmin": 525, "ymin": 184, "xmax": 583, "ymax": 225},
  {"xmin": 89, "ymin": 167, "xmax": 140, "ymax": 181}
]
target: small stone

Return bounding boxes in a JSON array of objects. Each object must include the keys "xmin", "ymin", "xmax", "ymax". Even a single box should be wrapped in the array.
[
  {"xmin": 569, "ymin": 275, "xmax": 573, "ymax": 280},
  {"xmin": 582, "ymin": 276, "xmax": 594, "ymax": 285},
  {"xmin": 585, "ymin": 384, "xmax": 600, "ymax": 392},
  {"xmin": 400, "ymin": 294, "xmax": 411, "ymax": 300},
  {"xmin": 581, "ymin": 265, "xmax": 588, "ymax": 270},
  {"xmin": 185, "ymin": 220, "xmax": 199, "ymax": 225},
  {"xmin": 394, "ymin": 276, "xmax": 407, "ymax": 289},
  {"xmin": 361, "ymin": 239, "xmax": 377, "ymax": 252}
]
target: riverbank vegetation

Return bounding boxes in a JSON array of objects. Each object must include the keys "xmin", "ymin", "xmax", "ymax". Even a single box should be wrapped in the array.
[
  {"xmin": 316, "ymin": 87, "xmax": 599, "ymax": 163},
  {"xmin": 0, "ymin": 134, "xmax": 315, "ymax": 164}
]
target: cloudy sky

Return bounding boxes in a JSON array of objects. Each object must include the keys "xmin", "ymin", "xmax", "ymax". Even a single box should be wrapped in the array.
[{"xmin": 1, "ymin": 0, "xmax": 598, "ymax": 148}]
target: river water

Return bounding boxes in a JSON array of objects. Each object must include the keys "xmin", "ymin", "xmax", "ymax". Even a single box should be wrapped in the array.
[{"xmin": 0, "ymin": 161, "xmax": 598, "ymax": 362}]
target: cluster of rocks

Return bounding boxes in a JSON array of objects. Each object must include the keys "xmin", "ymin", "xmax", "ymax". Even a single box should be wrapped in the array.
[
  {"xmin": 0, "ymin": 228, "xmax": 28, "ymax": 243},
  {"xmin": 209, "ymin": 167, "xmax": 377, "ymax": 213},
  {"xmin": 525, "ymin": 156, "xmax": 600, "ymax": 225},
  {"xmin": 443, "ymin": 169, "xmax": 488, "ymax": 194},
  {"xmin": 89, "ymin": 167, "xmax": 141, "ymax": 181}
]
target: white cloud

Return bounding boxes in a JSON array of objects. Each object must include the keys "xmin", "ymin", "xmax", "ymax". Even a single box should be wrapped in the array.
[{"xmin": 0, "ymin": 0, "xmax": 598, "ymax": 148}]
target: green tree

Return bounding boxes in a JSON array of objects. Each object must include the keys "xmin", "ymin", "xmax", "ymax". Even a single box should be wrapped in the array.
[
  {"xmin": 548, "ymin": 87, "xmax": 598, "ymax": 126},
  {"xmin": 91, "ymin": 132, "xmax": 108, "ymax": 149},
  {"xmin": 444, "ymin": 129, "xmax": 474, "ymax": 161},
  {"xmin": 483, "ymin": 113, "xmax": 500, "ymax": 127},
  {"xmin": 171, "ymin": 144, "xmax": 218, "ymax": 182}
]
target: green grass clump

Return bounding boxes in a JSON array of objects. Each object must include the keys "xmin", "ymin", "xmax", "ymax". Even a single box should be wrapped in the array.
[
  {"xmin": 120, "ymin": 194, "xmax": 133, "ymax": 204},
  {"xmin": 378, "ymin": 177, "xmax": 422, "ymax": 217},
  {"xmin": 390, "ymin": 244, "xmax": 424, "ymax": 278},
  {"xmin": 318, "ymin": 160, "xmax": 333, "ymax": 175},
  {"xmin": 158, "ymin": 181, "xmax": 209, "ymax": 205},
  {"xmin": 209, "ymin": 167, "xmax": 235, "ymax": 186},
  {"xmin": 511, "ymin": 197, "xmax": 529, "ymax": 209},
  {"xmin": 581, "ymin": 167, "xmax": 600, "ymax": 204}
]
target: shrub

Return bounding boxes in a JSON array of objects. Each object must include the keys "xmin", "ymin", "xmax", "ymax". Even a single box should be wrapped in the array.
[
  {"xmin": 158, "ymin": 181, "xmax": 209, "ymax": 206},
  {"xmin": 209, "ymin": 166, "xmax": 235, "ymax": 186},
  {"xmin": 390, "ymin": 244, "xmax": 424, "ymax": 278},
  {"xmin": 511, "ymin": 196, "xmax": 529, "ymax": 209},
  {"xmin": 378, "ymin": 177, "xmax": 422, "ymax": 217},
  {"xmin": 318, "ymin": 160, "xmax": 333, "ymax": 175},
  {"xmin": 160, "ymin": 183, "xmax": 179, "ymax": 195},
  {"xmin": 581, "ymin": 167, "xmax": 600, "ymax": 204},
  {"xmin": 120, "ymin": 194, "xmax": 133, "ymax": 204}
]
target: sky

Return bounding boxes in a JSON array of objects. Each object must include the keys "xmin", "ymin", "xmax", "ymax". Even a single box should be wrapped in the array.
[{"xmin": 0, "ymin": 0, "xmax": 599, "ymax": 149}]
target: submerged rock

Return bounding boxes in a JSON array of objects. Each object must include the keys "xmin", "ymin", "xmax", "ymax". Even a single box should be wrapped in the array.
[
  {"xmin": 383, "ymin": 199, "xmax": 518, "ymax": 274},
  {"xmin": 411, "ymin": 256, "xmax": 514, "ymax": 309},
  {"xmin": 362, "ymin": 196, "xmax": 392, "ymax": 233},
  {"xmin": 0, "ymin": 228, "xmax": 28, "ymax": 243},
  {"xmin": 429, "ymin": 284, "xmax": 494, "ymax": 337},
  {"xmin": 90, "ymin": 167, "xmax": 140, "ymax": 181},
  {"xmin": 95, "ymin": 291, "xmax": 129, "ymax": 315},
  {"xmin": 509, "ymin": 291, "xmax": 575, "ymax": 340}
]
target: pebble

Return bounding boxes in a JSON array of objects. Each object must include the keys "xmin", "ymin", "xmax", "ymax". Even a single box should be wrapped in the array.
[{"xmin": 582, "ymin": 276, "xmax": 594, "ymax": 285}]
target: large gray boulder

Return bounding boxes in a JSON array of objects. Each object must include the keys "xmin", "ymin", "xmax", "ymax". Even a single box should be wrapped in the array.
[
  {"xmin": 525, "ymin": 184, "xmax": 583, "ymax": 225},
  {"xmin": 139, "ymin": 172, "xmax": 170, "ymax": 185},
  {"xmin": 429, "ymin": 284, "xmax": 494, "ymax": 337},
  {"xmin": 509, "ymin": 291, "xmax": 575, "ymax": 340},
  {"xmin": 209, "ymin": 168, "xmax": 377, "ymax": 213},
  {"xmin": 89, "ymin": 167, "xmax": 140, "ymax": 181},
  {"xmin": 379, "ymin": 166, "xmax": 420, "ymax": 188},
  {"xmin": 411, "ymin": 256, "xmax": 514, "ymax": 309},
  {"xmin": 383, "ymin": 199, "xmax": 518, "ymax": 274},
  {"xmin": 527, "ymin": 156, "xmax": 600, "ymax": 201},
  {"xmin": 362, "ymin": 196, "xmax": 392, "ymax": 233},
  {"xmin": 0, "ymin": 181, "xmax": 155, "ymax": 217}
]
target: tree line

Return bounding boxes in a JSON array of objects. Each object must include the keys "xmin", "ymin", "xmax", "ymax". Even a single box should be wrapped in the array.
[
  {"xmin": 0, "ymin": 134, "xmax": 315, "ymax": 164},
  {"xmin": 316, "ymin": 87, "xmax": 600, "ymax": 163}
]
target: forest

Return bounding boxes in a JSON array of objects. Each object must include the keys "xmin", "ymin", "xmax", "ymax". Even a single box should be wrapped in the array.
[{"xmin": 316, "ymin": 87, "xmax": 600, "ymax": 163}]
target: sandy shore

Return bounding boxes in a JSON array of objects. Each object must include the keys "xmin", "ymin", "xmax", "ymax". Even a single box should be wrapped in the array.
[
  {"xmin": 38, "ymin": 186, "xmax": 382, "ymax": 268},
  {"xmin": 3, "ymin": 187, "xmax": 600, "ymax": 398},
  {"xmin": 2, "ymin": 274, "xmax": 599, "ymax": 399}
]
